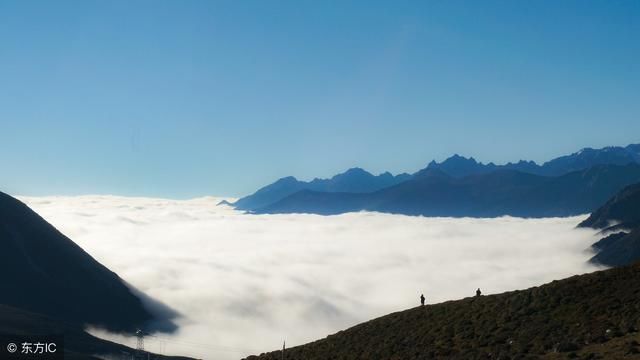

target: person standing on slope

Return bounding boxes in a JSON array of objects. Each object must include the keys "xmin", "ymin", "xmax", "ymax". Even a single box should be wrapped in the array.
[{"xmin": 420, "ymin": 294, "xmax": 425, "ymax": 306}]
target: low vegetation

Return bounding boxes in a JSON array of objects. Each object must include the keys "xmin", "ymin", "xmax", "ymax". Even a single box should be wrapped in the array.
[{"xmin": 246, "ymin": 263, "xmax": 640, "ymax": 359}]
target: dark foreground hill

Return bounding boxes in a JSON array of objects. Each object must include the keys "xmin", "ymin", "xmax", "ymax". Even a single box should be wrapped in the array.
[
  {"xmin": 257, "ymin": 164, "xmax": 640, "ymax": 217},
  {"xmin": 0, "ymin": 304, "xmax": 193, "ymax": 360},
  {"xmin": 245, "ymin": 263, "xmax": 640, "ymax": 360},
  {"xmin": 0, "ymin": 191, "xmax": 160, "ymax": 332},
  {"xmin": 579, "ymin": 183, "xmax": 640, "ymax": 267}
]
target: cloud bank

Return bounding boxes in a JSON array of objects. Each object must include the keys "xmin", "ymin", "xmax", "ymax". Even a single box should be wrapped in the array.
[{"xmin": 19, "ymin": 195, "xmax": 602, "ymax": 359}]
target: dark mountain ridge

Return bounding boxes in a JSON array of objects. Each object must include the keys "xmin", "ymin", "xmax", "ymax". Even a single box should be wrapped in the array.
[
  {"xmin": 0, "ymin": 191, "xmax": 162, "ymax": 333},
  {"xmin": 257, "ymin": 164, "xmax": 640, "ymax": 218},
  {"xmin": 579, "ymin": 183, "xmax": 640, "ymax": 229},
  {"xmin": 233, "ymin": 167, "xmax": 411, "ymax": 211},
  {"xmin": 236, "ymin": 143, "xmax": 640, "ymax": 214},
  {"xmin": 426, "ymin": 143, "xmax": 640, "ymax": 178},
  {"xmin": 578, "ymin": 183, "xmax": 640, "ymax": 267},
  {"xmin": 0, "ymin": 304, "xmax": 192, "ymax": 360},
  {"xmin": 245, "ymin": 263, "xmax": 640, "ymax": 360}
]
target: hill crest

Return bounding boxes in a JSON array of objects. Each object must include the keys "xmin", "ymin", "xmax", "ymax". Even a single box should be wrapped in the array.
[{"xmin": 245, "ymin": 263, "xmax": 640, "ymax": 360}]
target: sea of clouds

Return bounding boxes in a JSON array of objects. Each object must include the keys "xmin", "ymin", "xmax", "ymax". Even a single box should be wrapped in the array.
[{"xmin": 19, "ymin": 195, "xmax": 603, "ymax": 359}]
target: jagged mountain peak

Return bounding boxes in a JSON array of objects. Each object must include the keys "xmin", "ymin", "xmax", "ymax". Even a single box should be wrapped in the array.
[
  {"xmin": 275, "ymin": 175, "xmax": 299, "ymax": 183},
  {"xmin": 331, "ymin": 167, "xmax": 373, "ymax": 179},
  {"xmin": 234, "ymin": 168, "xmax": 412, "ymax": 211},
  {"xmin": 440, "ymin": 154, "xmax": 480, "ymax": 164},
  {"xmin": 235, "ymin": 143, "xmax": 640, "ymax": 213}
]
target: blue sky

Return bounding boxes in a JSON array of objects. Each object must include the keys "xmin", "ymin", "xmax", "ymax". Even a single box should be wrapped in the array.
[{"xmin": 1, "ymin": 0, "xmax": 639, "ymax": 198}]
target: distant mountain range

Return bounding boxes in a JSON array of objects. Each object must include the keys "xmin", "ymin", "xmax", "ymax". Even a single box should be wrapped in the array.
[
  {"xmin": 579, "ymin": 182, "xmax": 640, "ymax": 267},
  {"xmin": 0, "ymin": 191, "xmax": 166, "ymax": 333},
  {"xmin": 257, "ymin": 164, "xmax": 640, "ymax": 217},
  {"xmin": 234, "ymin": 143, "xmax": 640, "ymax": 217},
  {"xmin": 425, "ymin": 143, "xmax": 640, "ymax": 177},
  {"xmin": 233, "ymin": 168, "xmax": 411, "ymax": 211}
]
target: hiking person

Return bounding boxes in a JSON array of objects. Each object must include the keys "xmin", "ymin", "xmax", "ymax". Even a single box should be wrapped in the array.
[
  {"xmin": 476, "ymin": 288, "xmax": 482, "ymax": 297},
  {"xmin": 420, "ymin": 293, "xmax": 425, "ymax": 306}
]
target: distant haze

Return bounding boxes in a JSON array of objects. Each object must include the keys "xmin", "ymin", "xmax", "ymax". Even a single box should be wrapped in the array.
[{"xmin": 20, "ymin": 195, "xmax": 602, "ymax": 359}]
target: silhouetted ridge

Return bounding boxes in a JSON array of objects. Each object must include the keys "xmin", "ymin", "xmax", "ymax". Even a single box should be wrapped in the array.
[
  {"xmin": 412, "ymin": 167, "xmax": 452, "ymax": 180},
  {"xmin": 233, "ymin": 169, "xmax": 411, "ymax": 211},
  {"xmin": 426, "ymin": 143, "xmax": 640, "ymax": 177},
  {"xmin": 542, "ymin": 145, "xmax": 640, "ymax": 176},
  {"xmin": 580, "ymin": 183, "xmax": 640, "ymax": 229},
  {"xmin": 0, "ymin": 191, "xmax": 154, "ymax": 332},
  {"xmin": 245, "ymin": 263, "xmax": 640, "ymax": 359},
  {"xmin": 237, "ymin": 143, "xmax": 640, "ymax": 215},
  {"xmin": 579, "ymin": 183, "xmax": 640, "ymax": 266},
  {"xmin": 256, "ymin": 164, "xmax": 640, "ymax": 217},
  {"xmin": 426, "ymin": 154, "xmax": 495, "ymax": 177}
]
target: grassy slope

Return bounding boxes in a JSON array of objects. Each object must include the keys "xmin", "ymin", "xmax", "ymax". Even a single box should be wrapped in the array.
[{"xmin": 245, "ymin": 264, "xmax": 640, "ymax": 360}]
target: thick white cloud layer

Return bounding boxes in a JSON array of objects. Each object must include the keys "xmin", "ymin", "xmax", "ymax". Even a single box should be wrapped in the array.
[{"xmin": 19, "ymin": 195, "xmax": 602, "ymax": 359}]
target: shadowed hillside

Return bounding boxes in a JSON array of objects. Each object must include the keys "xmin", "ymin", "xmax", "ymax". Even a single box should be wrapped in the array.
[
  {"xmin": 580, "ymin": 183, "xmax": 640, "ymax": 230},
  {"xmin": 579, "ymin": 183, "xmax": 640, "ymax": 267},
  {"xmin": 245, "ymin": 263, "xmax": 640, "ymax": 360},
  {"xmin": 0, "ymin": 304, "xmax": 193, "ymax": 360},
  {"xmin": 0, "ymin": 191, "xmax": 165, "ymax": 332}
]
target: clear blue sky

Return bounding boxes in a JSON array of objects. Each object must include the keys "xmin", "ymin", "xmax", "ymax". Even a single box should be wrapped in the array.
[{"xmin": 1, "ymin": 0, "xmax": 639, "ymax": 198}]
